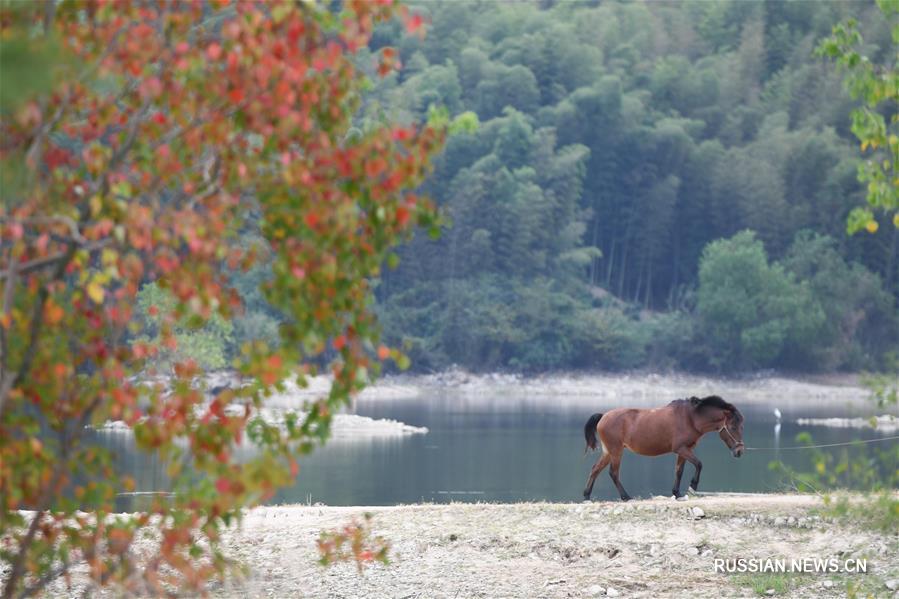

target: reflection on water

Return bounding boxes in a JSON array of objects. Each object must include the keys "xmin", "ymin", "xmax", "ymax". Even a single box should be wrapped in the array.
[{"xmin": 95, "ymin": 392, "xmax": 896, "ymax": 508}]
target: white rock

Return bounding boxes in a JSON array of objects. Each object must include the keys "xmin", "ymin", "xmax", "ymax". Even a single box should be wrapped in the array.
[
  {"xmin": 687, "ymin": 546, "xmax": 700, "ymax": 556},
  {"xmin": 886, "ymin": 580, "xmax": 899, "ymax": 591},
  {"xmin": 822, "ymin": 580, "xmax": 834, "ymax": 588},
  {"xmin": 774, "ymin": 517, "xmax": 786, "ymax": 526},
  {"xmin": 765, "ymin": 590, "xmax": 775, "ymax": 596},
  {"xmin": 606, "ymin": 587, "xmax": 620, "ymax": 598},
  {"xmin": 691, "ymin": 507, "xmax": 705, "ymax": 519},
  {"xmin": 588, "ymin": 584, "xmax": 605, "ymax": 597}
]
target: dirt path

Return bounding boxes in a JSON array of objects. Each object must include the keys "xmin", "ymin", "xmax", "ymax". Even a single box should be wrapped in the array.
[{"xmin": 212, "ymin": 494, "xmax": 898, "ymax": 599}]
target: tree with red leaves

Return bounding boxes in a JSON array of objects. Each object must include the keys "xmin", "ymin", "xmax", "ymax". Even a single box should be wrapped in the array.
[{"xmin": 0, "ymin": 1, "xmax": 442, "ymax": 596}]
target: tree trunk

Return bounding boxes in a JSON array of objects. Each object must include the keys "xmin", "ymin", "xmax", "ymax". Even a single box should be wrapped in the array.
[{"xmin": 605, "ymin": 238, "xmax": 616, "ymax": 288}]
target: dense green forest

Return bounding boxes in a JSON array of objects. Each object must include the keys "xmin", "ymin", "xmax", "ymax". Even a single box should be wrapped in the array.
[
  {"xmin": 370, "ymin": 0, "xmax": 899, "ymax": 373},
  {"xmin": 140, "ymin": 0, "xmax": 899, "ymax": 375}
]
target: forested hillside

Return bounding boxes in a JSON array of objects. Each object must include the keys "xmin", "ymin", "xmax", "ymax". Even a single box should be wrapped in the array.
[
  {"xmin": 357, "ymin": 0, "xmax": 899, "ymax": 373},
  {"xmin": 125, "ymin": 0, "xmax": 898, "ymax": 375}
]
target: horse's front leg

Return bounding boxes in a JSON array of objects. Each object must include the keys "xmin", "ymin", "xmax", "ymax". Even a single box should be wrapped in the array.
[
  {"xmin": 675, "ymin": 446, "xmax": 702, "ymax": 493},
  {"xmin": 672, "ymin": 455, "xmax": 686, "ymax": 498}
]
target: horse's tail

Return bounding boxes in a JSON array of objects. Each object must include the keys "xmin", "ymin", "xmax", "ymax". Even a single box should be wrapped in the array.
[{"xmin": 583, "ymin": 412, "xmax": 603, "ymax": 455}]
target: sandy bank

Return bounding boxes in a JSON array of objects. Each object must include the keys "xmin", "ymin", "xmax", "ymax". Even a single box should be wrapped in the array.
[
  {"xmin": 796, "ymin": 415, "xmax": 899, "ymax": 433},
  {"xmin": 150, "ymin": 370, "xmax": 890, "ymax": 414},
  {"xmin": 209, "ymin": 494, "xmax": 898, "ymax": 599},
  {"xmin": 397, "ymin": 370, "xmax": 878, "ymax": 408},
  {"xmin": 93, "ymin": 412, "xmax": 428, "ymax": 439}
]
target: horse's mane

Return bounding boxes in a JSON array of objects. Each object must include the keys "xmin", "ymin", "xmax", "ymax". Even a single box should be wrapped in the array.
[{"xmin": 670, "ymin": 395, "xmax": 743, "ymax": 423}]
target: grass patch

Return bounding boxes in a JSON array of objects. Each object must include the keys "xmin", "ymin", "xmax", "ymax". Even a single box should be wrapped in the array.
[
  {"xmin": 844, "ymin": 575, "xmax": 899, "ymax": 599},
  {"xmin": 732, "ymin": 573, "xmax": 807, "ymax": 596},
  {"xmin": 822, "ymin": 491, "xmax": 899, "ymax": 533}
]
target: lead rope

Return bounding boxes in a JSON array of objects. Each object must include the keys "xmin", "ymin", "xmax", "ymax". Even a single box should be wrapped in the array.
[{"xmin": 743, "ymin": 433, "xmax": 899, "ymax": 451}]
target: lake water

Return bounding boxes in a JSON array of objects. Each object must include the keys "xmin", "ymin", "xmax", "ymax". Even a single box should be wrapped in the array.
[{"xmin": 97, "ymin": 386, "xmax": 896, "ymax": 508}]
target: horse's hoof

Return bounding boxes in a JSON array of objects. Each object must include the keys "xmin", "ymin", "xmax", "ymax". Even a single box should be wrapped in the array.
[
  {"xmin": 688, "ymin": 486, "xmax": 697, "ymax": 495},
  {"xmin": 621, "ymin": 496, "xmax": 632, "ymax": 502},
  {"xmin": 675, "ymin": 495, "xmax": 688, "ymax": 502}
]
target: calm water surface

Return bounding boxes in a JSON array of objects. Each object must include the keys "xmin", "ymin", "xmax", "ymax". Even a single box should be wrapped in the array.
[{"xmin": 97, "ymin": 389, "xmax": 896, "ymax": 507}]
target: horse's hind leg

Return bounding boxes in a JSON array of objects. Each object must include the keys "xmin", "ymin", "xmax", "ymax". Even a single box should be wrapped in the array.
[
  {"xmin": 583, "ymin": 453, "xmax": 611, "ymax": 501},
  {"xmin": 672, "ymin": 455, "xmax": 686, "ymax": 498},
  {"xmin": 608, "ymin": 454, "xmax": 631, "ymax": 502}
]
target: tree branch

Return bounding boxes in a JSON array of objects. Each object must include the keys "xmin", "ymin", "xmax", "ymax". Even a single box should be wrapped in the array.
[
  {"xmin": 0, "ymin": 239, "xmax": 79, "ymax": 420},
  {"xmin": 0, "ymin": 239, "xmax": 108, "ymax": 282},
  {"xmin": 0, "ymin": 216, "xmax": 88, "ymax": 245},
  {"xmin": 0, "ymin": 249, "xmax": 18, "ymax": 388},
  {"xmin": 2, "ymin": 396, "xmax": 102, "ymax": 599}
]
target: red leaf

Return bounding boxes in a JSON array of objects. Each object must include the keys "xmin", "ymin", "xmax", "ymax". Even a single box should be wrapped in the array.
[
  {"xmin": 406, "ymin": 14, "xmax": 424, "ymax": 34},
  {"xmin": 206, "ymin": 43, "xmax": 222, "ymax": 61},
  {"xmin": 228, "ymin": 87, "xmax": 244, "ymax": 104},
  {"xmin": 365, "ymin": 157, "xmax": 386, "ymax": 178},
  {"xmin": 215, "ymin": 478, "xmax": 230, "ymax": 494},
  {"xmin": 396, "ymin": 206, "xmax": 410, "ymax": 226}
]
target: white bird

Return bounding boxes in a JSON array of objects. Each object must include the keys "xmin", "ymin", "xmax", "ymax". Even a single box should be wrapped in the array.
[{"xmin": 773, "ymin": 408, "xmax": 782, "ymax": 422}]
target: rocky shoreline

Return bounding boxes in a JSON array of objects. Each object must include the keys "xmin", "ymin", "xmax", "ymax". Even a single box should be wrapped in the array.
[{"xmin": 205, "ymin": 494, "xmax": 898, "ymax": 599}]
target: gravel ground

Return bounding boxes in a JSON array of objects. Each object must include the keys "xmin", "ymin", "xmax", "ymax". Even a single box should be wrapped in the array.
[{"xmin": 209, "ymin": 494, "xmax": 898, "ymax": 599}]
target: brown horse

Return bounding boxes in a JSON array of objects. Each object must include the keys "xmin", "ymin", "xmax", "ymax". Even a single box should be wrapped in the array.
[{"xmin": 582, "ymin": 396, "xmax": 744, "ymax": 501}]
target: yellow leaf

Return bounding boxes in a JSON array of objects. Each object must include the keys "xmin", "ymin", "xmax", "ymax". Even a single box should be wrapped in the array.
[
  {"xmin": 101, "ymin": 248, "xmax": 118, "ymax": 267},
  {"xmin": 89, "ymin": 195, "xmax": 103, "ymax": 217},
  {"xmin": 866, "ymin": 220, "xmax": 879, "ymax": 234},
  {"xmin": 86, "ymin": 281, "xmax": 105, "ymax": 304}
]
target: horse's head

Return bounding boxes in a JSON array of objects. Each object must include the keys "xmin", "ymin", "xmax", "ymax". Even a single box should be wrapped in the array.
[
  {"xmin": 718, "ymin": 407, "xmax": 744, "ymax": 458},
  {"xmin": 690, "ymin": 396, "xmax": 744, "ymax": 458}
]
